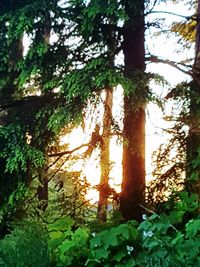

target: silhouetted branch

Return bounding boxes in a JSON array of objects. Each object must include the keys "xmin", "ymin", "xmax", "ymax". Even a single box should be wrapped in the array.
[
  {"xmin": 149, "ymin": 10, "xmax": 194, "ymax": 20},
  {"xmin": 48, "ymin": 143, "xmax": 89, "ymax": 158},
  {"xmin": 0, "ymin": 94, "xmax": 59, "ymax": 111},
  {"xmin": 146, "ymin": 55, "xmax": 192, "ymax": 75}
]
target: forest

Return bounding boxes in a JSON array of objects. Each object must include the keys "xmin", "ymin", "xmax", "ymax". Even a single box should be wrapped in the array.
[{"xmin": 0, "ymin": 0, "xmax": 200, "ymax": 266}]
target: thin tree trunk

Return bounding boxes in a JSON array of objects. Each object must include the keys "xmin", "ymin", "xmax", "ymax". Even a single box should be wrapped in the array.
[
  {"xmin": 36, "ymin": 11, "xmax": 51, "ymax": 212},
  {"xmin": 186, "ymin": 0, "xmax": 200, "ymax": 197},
  {"xmin": 120, "ymin": 0, "xmax": 146, "ymax": 221},
  {"xmin": 97, "ymin": 88, "xmax": 113, "ymax": 222}
]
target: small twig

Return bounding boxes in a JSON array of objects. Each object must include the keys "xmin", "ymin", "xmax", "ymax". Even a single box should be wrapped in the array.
[
  {"xmin": 29, "ymin": 202, "xmax": 47, "ymax": 223},
  {"xmin": 146, "ymin": 55, "xmax": 192, "ymax": 75},
  {"xmin": 149, "ymin": 10, "xmax": 193, "ymax": 20},
  {"xmin": 140, "ymin": 204, "xmax": 178, "ymax": 232},
  {"xmin": 46, "ymin": 143, "xmax": 89, "ymax": 171},
  {"xmin": 47, "ymin": 155, "xmax": 71, "ymax": 183},
  {"xmin": 45, "ymin": 154, "xmax": 63, "ymax": 170},
  {"xmin": 48, "ymin": 143, "xmax": 89, "ymax": 157}
]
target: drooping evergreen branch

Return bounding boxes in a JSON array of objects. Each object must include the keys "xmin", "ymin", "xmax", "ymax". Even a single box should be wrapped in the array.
[{"xmin": 0, "ymin": 94, "xmax": 60, "ymax": 112}]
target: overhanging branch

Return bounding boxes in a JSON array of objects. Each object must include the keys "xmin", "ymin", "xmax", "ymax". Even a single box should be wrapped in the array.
[
  {"xmin": 48, "ymin": 143, "xmax": 89, "ymax": 157},
  {"xmin": 148, "ymin": 10, "xmax": 194, "ymax": 20},
  {"xmin": 0, "ymin": 94, "xmax": 60, "ymax": 112},
  {"xmin": 146, "ymin": 55, "xmax": 193, "ymax": 76}
]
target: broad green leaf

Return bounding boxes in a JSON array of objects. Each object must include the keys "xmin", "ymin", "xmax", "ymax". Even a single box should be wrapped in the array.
[
  {"xmin": 186, "ymin": 219, "xmax": 200, "ymax": 238},
  {"xmin": 113, "ymin": 250, "xmax": 126, "ymax": 262},
  {"xmin": 48, "ymin": 217, "xmax": 74, "ymax": 231}
]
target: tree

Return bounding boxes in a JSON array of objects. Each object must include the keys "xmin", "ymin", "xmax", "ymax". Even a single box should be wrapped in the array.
[
  {"xmin": 74, "ymin": 0, "xmax": 147, "ymax": 221},
  {"xmin": 1, "ymin": 0, "xmax": 192, "ymax": 224},
  {"xmin": 0, "ymin": 0, "xmax": 149, "ymax": 223},
  {"xmin": 186, "ymin": 0, "xmax": 200, "ymax": 197},
  {"xmin": 168, "ymin": 0, "xmax": 200, "ymax": 199},
  {"xmin": 0, "ymin": 0, "xmax": 91, "ymax": 219},
  {"xmin": 97, "ymin": 88, "xmax": 113, "ymax": 222},
  {"xmin": 120, "ymin": 0, "xmax": 146, "ymax": 221}
]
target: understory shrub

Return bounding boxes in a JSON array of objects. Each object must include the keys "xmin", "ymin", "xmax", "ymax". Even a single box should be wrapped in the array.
[
  {"xmin": 0, "ymin": 193, "xmax": 199, "ymax": 267},
  {"xmin": 0, "ymin": 220, "xmax": 50, "ymax": 267},
  {"xmin": 86, "ymin": 215, "xmax": 200, "ymax": 267},
  {"xmin": 85, "ymin": 193, "xmax": 200, "ymax": 267},
  {"xmin": 48, "ymin": 216, "xmax": 90, "ymax": 266}
]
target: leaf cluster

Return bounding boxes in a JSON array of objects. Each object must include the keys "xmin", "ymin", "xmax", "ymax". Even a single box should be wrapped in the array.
[
  {"xmin": 0, "ymin": 220, "xmax": 50, "ymax": 267},
  {"xmin": 48, "ymin": 216, "xmax": 90, "ymax": 266}
]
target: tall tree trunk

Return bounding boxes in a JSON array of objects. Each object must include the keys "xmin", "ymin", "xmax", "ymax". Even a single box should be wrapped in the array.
[
  {"xmin": 186, "ymin": 0, "xmax": 200, "ymax": 197},
  {"xmin": 97, "ymin": 88, "xmax": 113, "ymax": 222},
  {"xmin": 120, "ymin": 0, "xmax": 146, "ymax": 221},
  {"xmin": 36, "ymin": 10, "xmax": 51, "ymax": 212}
]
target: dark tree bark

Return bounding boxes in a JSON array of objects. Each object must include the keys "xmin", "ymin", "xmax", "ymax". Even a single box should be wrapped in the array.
[
  {"xmin": 36, "ymin": 11, "xmax": 51, "ymax": 212},
  {"xmin": 186, "ymin": 0, "xmax": 200, "ymax": 197},
  {"xmin": 120, "ymin": 0, "xmax": 146, "ymax": 221},
  {"xmin": 97, "ymin": 88, "xmax": 113, "ymax": 222}
]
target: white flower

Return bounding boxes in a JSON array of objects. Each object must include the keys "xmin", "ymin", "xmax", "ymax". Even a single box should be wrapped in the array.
[
  {"xmin": 92, "ymin": 232, "xmax": 96, "ymax": 237},
  {"xmin": 143, "ymin": 230, "xmax": 153, "ymax": 237},
  {"xmin": 126, "ymin": 245, "xmax": 134, "ymax": 255},
  {"xmin": 142, "ymin": 214, "xmax": 148, "ymax": 220}
]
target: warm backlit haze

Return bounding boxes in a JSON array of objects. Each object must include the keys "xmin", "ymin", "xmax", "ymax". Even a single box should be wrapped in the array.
[
  {"xmin": 60, "ymin": 86, "xmax": 124, "ymax": 203},
  {"xmin": 58, "ymin": 2, "xmax": 194, "ymax": 203},
  {"xmin": 1, "ymin": 2, "xmax": 199, "ymax": 266}
]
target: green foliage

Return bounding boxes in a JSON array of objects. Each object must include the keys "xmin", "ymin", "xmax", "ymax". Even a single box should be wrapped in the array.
[
  {"xmin": 7, "ymin": 182, "xmax": 27, "ymax": 207},
  {"xmin": 0, "ymin": 193, "xmax": 199, "ymax": 267},
  {"xmin": 48, "ymin": 216, "xmax": 90, "ymax": 266},
  {"xmin": 136, "ymin": 213, "xmax": 200, "ymax": 267},
  {"xmin": 86, "ymin": 221, "xmax": 138, "ymax": 267},
  {"xmin": 176, "ymin": 191, "xmax": 199, "ymax": 213},
  {"xmin": 122, "ymin": 72, "xmax": 167, "ymax": 110},
  {"xmin": 0, "ymin": 123, "xmax": 45, "ymax": 205},
  {"xmin": 47, "ymin": 104, "xmax": 83, "ymax": 134},
  {"xmin": 0, "ymin": 1, "xmax": 199, "ymax": 267},
  {"xmin": 0, "ymin": 124, "xmax": 45, "ymax": 173},
  {"xmin": 0, "ymin": 0, "xmax": 151, "ymax": 211},
  {"xmin": 69, "ymin": 0, "xmax": 127, "ymax": 43},
  {"xmin": 0, "ymin": 220, "xmax": 50, "ymax": 267},
  {"xmin": 85, "ymin": 202, "xmax": 200, "ymax": 267},
  {"xmin": 61, "ymin": 57, "xmax": 130, "ymax": 102}
]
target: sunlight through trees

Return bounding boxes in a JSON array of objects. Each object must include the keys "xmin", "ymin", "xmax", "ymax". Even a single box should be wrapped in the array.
[{"xmin": 0, "ymin": 0, "xmax": 199, "ymax": 266}]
